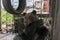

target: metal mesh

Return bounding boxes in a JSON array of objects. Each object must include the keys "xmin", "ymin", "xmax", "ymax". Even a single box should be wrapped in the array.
[{"xmin": 0, "ymin": 0, "xmax": 52, "ymax": 40}]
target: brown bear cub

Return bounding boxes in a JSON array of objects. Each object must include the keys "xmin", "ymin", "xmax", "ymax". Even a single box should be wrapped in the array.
[
  {"xmin": 14, "ymin": 10, "xmax": 48, "ymax": 40},
  {"xmin": 20, "ymin": 10, "xmax": 48, "ymax": 40}
]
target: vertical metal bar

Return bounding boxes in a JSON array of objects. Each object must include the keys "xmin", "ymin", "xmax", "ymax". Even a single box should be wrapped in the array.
[
  {"xmin": 14, "ymin": 15, "xmax": 19, "ymax": 33},
  {"xmin": 33, "ymin": 0, "xmax": 34, "ymax": 9},
  {"xmin": 6, "ymin": 12, "xmax": 8, "ymax": 33},
  {"xmin": 52, "ymin": 0, "xmax": 60, "ymax": 40},
  {"xmin": 13, "ymin": 15, "xmax": 16, "ymax": 33},
  {"xmin": 40, "ymin": 0, "xmax": 43, "ymax": 18},
  {"xmin": 50, "ymin": 0, "xmax": 57, "ymax": 40},
  {"xmin": 0, "ymin": 0, "xmax": 1, "ymax": 31}
]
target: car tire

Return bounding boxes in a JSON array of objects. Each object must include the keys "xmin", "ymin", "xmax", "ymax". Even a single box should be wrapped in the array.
[{"xmin": 2, "ymin": 0, "xmax": 26, "ymax": 15}]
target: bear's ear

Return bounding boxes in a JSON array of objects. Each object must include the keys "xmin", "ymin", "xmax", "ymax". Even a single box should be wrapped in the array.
[
  {"xmin": 23, "ymin": 12, "xmax": 26, "ymax": 16},
  {"xmin": 31, "ymin": 10, "xmax": 36, "ymax": 15}
]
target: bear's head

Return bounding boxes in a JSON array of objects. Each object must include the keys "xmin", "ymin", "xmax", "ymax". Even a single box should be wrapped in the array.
[{"xmin": 24, "ymin": 12, "xmax": 38, "ymax": 26}]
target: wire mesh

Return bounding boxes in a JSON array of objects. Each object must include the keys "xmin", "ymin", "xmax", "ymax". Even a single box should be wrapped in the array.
[{"xmin": 0, "ymin": 0, "xmax": 52, "ymax": 40}]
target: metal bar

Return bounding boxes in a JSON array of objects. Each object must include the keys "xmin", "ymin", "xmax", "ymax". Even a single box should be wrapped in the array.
[
  {"xmin": 49, "ymin": 0, "xmax": 57, "ymax": 40},
  {"xmin": 14, "ymin": 15, "xmax": 19, "ymax": 33},
  {"xmin": 6, "ymin": 12, "xmax": 8, "ymax": 33},
  {"xmin": 0, "ymin": 0, "xmax": 1, "ymax": 31},
  {"xmin": 52, "ymin": 0, "xmax": 60, "ymax": 40}
]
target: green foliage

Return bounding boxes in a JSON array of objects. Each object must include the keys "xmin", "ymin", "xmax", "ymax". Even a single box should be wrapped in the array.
[
  {"xmin": 43, "ymin": 18, "xmax": 49, "ymax": 23},
  {"xmin": 1, "ymin": 9, "xmax": 49, "ymax": 24},
  {"xmin": 1, "ymin": 9, "xmax": 14, "ymax": 24}
]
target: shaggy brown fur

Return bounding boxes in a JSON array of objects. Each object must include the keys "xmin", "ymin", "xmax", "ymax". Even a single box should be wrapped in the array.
[
  {"xmin": 14, "ymin": 12, "xmax": 48, "ymax": 40},
  {"xmin": 24, "ymin": 13, "xmax": 38, "ymax": 26},
  {"xmin": 20, "ymin": 13, "xmax": 48, "ymax": 40}
]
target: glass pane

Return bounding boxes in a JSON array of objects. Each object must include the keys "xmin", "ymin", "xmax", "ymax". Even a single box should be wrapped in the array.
[{"xmin": 26, "ymin": 0, "xmax": 50, "ymax": 14}]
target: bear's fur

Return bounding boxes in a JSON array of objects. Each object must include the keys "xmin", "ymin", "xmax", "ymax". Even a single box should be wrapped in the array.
[
  {"xmin": 14, "ymin": 11, "xmax": 49, "ymax": 40},
  {"xmin": 20, "ymin": 13, "xmax": 48, "ymax": 40}
]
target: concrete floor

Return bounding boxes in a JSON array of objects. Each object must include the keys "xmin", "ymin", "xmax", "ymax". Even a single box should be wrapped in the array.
[{"xmin": 0, "ymin": 33, "xmax": 16, "ymax": 40}]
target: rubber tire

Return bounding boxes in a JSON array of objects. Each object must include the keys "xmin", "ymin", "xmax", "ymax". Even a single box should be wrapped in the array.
[{"xmin": 2, "ymin": 0, "xmax": 26, "ymax": 15}]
